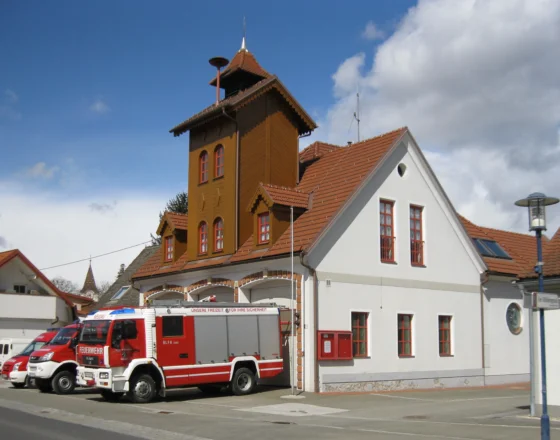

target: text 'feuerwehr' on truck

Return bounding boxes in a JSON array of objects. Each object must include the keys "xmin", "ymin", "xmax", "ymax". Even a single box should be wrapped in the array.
[{"xmin": 76, "ymin": 300, "xmax": 284, "ymax": 403}]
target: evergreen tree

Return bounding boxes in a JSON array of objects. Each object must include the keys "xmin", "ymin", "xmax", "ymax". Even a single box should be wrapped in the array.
[{"xmin": 151, "ymin": 191, "xmax": 189, "ymax": 245}]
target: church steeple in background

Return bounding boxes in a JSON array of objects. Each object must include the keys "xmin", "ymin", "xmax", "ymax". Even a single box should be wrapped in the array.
[{"xmin": 80, "ymin": 260, "xmax": 99, "ymax": 297}]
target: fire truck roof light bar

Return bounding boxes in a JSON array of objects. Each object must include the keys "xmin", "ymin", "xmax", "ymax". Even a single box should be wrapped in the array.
[
  {"xmin": 109, "ymin": 308, "xmax": 136, "ymax": 315},
  {"xmin": 148, "ymin": 300, "xmax": 279, "ymax": 308}
]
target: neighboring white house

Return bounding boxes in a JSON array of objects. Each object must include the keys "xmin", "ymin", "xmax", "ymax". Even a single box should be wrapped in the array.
[{"xmin": 0, "ymin": 249, "xmax": 76, "ymax": 339}]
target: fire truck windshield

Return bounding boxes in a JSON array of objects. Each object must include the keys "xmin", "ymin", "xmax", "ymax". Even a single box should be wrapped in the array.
[
  {"xmin": 80, "ymin": 320, "xmax": 110, "ymax": 345},
  {"xmin": 49, "ymin": 327, "xmax": 78, "ymax": 346},
  {"xmin": 19, "ymin": 341, "xmax": 47, "ymax": 356}
]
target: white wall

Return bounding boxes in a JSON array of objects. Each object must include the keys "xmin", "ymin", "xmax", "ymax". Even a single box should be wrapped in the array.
[
  {"xmin": 316, "ymin": 282, "xmax": 482, "ymax": 391},
  {"xmin": 311, "ymin": 138, "xmax": 482, "ymax": 288},
  {"xmin": 482, "ymin": 279, "xmax": 530, "ymax": 384},
  {"xmin": 0, "ymin": 319, "xmax": 53, "ymax": 340},
  {"xmin": 0, "ymin": 294, "xmax": 57, "ymax": 320},
  {"xmin": 533, "ymin": 289, "xmax": 560, "ymax": 416},
  {"xmin": 0, "ymin": 259, "xmax": 48, "ymax": 294}
]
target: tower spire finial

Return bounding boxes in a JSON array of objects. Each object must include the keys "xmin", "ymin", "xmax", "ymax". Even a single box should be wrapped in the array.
[{"xmin": 241, "ymin": 16, "xmax": 247, "ymax": 51}]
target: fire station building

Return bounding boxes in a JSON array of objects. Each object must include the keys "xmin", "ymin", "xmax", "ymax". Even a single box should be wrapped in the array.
[{"xmin": 128, "ymin": 39, "xmax": 541, "ymax": 393}]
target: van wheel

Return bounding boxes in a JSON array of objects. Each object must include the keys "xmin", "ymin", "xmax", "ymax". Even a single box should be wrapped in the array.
[
  {"xmin": 100, "ymin": 389, "xmax": 124, "ymax": 402},
  {"xmin": 128, "ymin": 374, "xmax": 156, "ymax": 403},
  {"xmin": 52, "ymin": 370, "xmax": 76, "ymax": 394},
  {"xmin": 36, "ymin": 378, "xmax": 52, "ymax": 393},
  {"xmin": 230, "ymin": 368, "xmax": 256, "ymax": 396}
]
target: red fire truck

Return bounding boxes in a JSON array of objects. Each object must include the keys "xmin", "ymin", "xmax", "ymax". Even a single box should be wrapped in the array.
[
  {"xmin": 76, "ymin": 301, "xmax": 284, "ymax": 403},
  {"xmin": 27, "ymin": 322, "xmax": 83, "ymax": 394}
]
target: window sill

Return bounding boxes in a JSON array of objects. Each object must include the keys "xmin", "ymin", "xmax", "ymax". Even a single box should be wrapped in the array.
[
  {"xmin": 213, "ymin": 249, "xmax": 224, "ymax": 254},
  {"xmin": 352, "ymin": 356, "xmax": 371, "ymax": 360},
  {"xmin": 198, "ymin": 181, "xmax": 209, "ymax": 186},
  {"xmin": 439, "ymin": 354, "xmax": 454, "ymax": 357},
  {"xmin": 381, "ymin": 260, "xmax": 397, "ymax": 265},
  {"xmin": 411, "ymin": 263, "xmax": 426, "ymax": 268},
  {"xmin": 213, "ymin": 175, "xmax": 224, "ymax": 181},
  {"xmin": 398, "ymin": 355, "xmax": 415, "ymax": 359},
  {"xmin": 197, "ymin": 253, "xmax": 208, "ymax": 257}
]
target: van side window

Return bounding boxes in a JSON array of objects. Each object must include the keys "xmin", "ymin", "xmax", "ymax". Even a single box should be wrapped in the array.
[
  {"xmin": 3, "ymin": 345, "xmax": 8, "ymax": 354},
  {"xmin": 162, "ymin": 316, "xmax": 183, "ymax": 337},
  {"xmin": 0, "ymin": 344, "xmax": 4, "ymax": 354}
]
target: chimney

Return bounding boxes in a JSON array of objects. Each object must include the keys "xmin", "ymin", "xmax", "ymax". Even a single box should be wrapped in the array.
[{"xmin": 209, "ymin": 57, "xmax": 229, "ymax": 105}]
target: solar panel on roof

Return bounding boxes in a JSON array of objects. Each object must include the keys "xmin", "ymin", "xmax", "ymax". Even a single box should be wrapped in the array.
[{"xmin": 472, "ymin": 238, "xmax": 512, "ymax": 259}]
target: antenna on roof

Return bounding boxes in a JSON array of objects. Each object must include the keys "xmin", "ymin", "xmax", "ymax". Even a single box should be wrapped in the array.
[{"xmin": 353, "ymin": 92, "xmax": 360, "ymax": 142}]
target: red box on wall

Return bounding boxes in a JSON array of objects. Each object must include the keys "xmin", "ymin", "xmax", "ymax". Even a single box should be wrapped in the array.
[{"xmin": 317, "ymin": 331, "xmax": 353, "ymax": 360}]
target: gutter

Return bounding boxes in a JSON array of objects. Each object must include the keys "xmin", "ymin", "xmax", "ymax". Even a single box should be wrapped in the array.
[
  {"xmin": 221, "ymin": 108, "xmax": 240, "ymax": 252},
  {"xmin": 299, "ymin": 251, "xmax": 319, "ymax": 393}
]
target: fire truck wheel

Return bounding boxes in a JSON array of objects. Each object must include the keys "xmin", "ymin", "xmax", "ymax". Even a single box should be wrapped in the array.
[
  {"xmin": 52, "ymin": 370, "xmax": 76, "ymax": 394},
  {"xmin": 231, "ymin": 368, "xmax": 256, "ymax": 396},
  {"xmin": 128, "ymin": 373, "xmax": 157, "ymax": 404},
  {"xmin": 100, "ymin": 389, "xmax": 124, "ymax": 402}
]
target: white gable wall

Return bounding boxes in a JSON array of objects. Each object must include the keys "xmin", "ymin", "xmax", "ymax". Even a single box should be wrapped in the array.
[{"xmin": 308, "ymin": 135, "xmax": 485, "ymax": 392}]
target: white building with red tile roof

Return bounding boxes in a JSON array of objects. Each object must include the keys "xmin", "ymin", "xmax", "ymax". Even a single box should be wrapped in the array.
[{"xmin": 0, "ymin": 249, "xmax": 76, "ymax": 339}]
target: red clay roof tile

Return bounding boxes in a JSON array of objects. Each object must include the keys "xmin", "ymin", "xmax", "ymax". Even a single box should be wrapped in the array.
[
  {"xmin": 249, "ymin": 183, "xmax": 309, "ymax": 211},
  {"xmin": 299, "ymin": 141, "xmax": 343, "ymax": 163},
  {"xmin": 209, "ymin": 49, "xmax": 270, "ymax": 86},
  {"xmin": 133, "ymin": 127, "xmax": 407, "ymax": 279}
]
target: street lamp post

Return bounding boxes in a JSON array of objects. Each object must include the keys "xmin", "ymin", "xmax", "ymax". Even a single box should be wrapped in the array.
[{"xmin": 515, "ymin": 192, "xmax": 560, "ymax": 440}]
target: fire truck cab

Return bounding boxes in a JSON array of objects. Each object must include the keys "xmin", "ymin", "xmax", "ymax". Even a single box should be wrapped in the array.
[{"xmin": 76, "ymin": 301, "xmax": 284, "ymax": 403}]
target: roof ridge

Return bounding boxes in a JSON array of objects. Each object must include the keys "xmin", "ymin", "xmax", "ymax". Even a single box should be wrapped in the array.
[
  {"xmin": 348, "ymin": 126, "xmax": 408, "ymax": 147},
  {"xmin": 261, "ymin": 182, "xmax": 307, "ymax": 193}
]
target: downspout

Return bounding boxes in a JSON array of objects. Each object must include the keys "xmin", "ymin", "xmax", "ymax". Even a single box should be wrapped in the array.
[
  {"xmin": 300, "ymin": 251, "xmax": 319, "ymax": 393},
  {"xmin": 221, "ymin": 108, "xmax": 239, "ymax": 251},
  {"xmin": 480, "ymin": 272, "xmax": 488, "ymax": 382}
]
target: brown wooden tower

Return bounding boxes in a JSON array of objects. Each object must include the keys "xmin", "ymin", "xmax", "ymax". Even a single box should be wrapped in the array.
[{"xmin": 169, "ymin": 37, "xmax": 316, "ymax": 262}]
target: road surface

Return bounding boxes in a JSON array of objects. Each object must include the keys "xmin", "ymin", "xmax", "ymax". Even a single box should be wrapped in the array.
[{"xmin": 0, "ymin": 406, "xmax": 143, "ymax": 440}]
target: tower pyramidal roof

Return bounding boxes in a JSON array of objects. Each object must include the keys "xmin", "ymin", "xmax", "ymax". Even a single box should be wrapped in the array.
[{"xmin": 80, "ymin": 261, "xmax": 99, "ymax": 295}]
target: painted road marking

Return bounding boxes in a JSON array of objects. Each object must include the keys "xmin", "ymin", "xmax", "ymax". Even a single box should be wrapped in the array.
[{"xmin": 235, "ymin": 402, "xmax": 348, "ymax": 417}]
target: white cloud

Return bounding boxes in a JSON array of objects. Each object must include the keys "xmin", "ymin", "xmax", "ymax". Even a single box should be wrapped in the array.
[
  {"xmin": 308, "ymin": 0, "xmax": 560, "ymax": 234},
  {"xmin": 361, "ymin": 21, "xmax": 384, "ymax": 40},
  {"xmin": 0, "ymin": 187, "xmax": 163, "ymax": 286},
  {"xmin": 25, "ymin": 162, "xmax": 60, "ymax": 179},
  {"xmin": 90, "ymin": 99, "xmax": 110, "ymax": 114},
  {"xmin": 0, "ymin": 89, "xmax": 21, "ymax": 121},
  {"xmin": 5, "ymin": 89, "xmax": 18, "ymax": 104}
]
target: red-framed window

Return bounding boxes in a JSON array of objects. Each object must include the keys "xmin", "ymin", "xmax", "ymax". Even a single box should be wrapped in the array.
[
  {"xmin": 199, "ymin": 221, "xmax": 208, "ymax": 254},
  {"xmin": 258, "ymin": 212, "xmax": 270, "ymax": 244},
  {"xmin": 439, "ymin": 315, "xmax": 452, "ymax": 356},
  {"xmin": 214, "ymin": 217, "xmax": 224, "ymax": 252},
  {"xmin": 398, "ymin": 314, "xmax": 413, "ymax": 357},
  {"xmin": 380, "ymin": 200, "xmax": 395, "ymax": 262},
  {"xmin": 410, "ymin": 205, "xmax": 424, "ymax": 266},
  {"xmin": 214, "ymin": 145, "xmax": 224, "ymax": 178},
  {"xmin": 164, "ymin": 236, "xmax": 173, "ymax": 262},
  {"xmin": 351, "ymin": 312, "xmax": 368, "ymax": 358},
  {"xmin": 199, "ymin": 151, "xmax": 209, "ymax": 183}
]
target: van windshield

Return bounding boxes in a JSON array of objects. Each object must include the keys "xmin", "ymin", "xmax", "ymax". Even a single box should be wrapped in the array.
[
  {"xmin": 80, "ymin": 320, "xmax": 110, "ymax": 345},
  {"xmin": 19, "ymin": 341, "xmax": 47, "ymax": 356},
  {"xmin": 50, "ymin": 327, "xmax": 78, "ymax": 346}
]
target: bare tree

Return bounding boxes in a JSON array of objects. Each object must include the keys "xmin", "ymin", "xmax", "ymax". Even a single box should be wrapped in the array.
[
  {"xmin": 51, "ymin": 276, "xmax": 79, "ymax": 293},
  {"xmin": 99, "ymin": 281, "xmax": 112, "ymax": 295}
]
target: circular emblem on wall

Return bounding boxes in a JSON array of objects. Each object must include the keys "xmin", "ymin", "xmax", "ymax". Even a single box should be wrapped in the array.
[
  {"xmin": 506, "ymin": 302, "xmax": 522, "ymax": 335},
  {"xmin": 225, "ymin": 308, "xmax": 230, "ymax": 313}
]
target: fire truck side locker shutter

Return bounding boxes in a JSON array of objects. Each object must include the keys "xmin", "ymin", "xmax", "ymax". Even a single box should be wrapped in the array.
[
  {"xmin": 227, "ymin": 316, "xmax": 258, "ymax": 358},
  {"xmin": 194, "ymin": 316, "xmax": 228, "ymax": 364},
  {"xmin": 257, "ymin": 315, "xmax": 281, "ymax": 360}
]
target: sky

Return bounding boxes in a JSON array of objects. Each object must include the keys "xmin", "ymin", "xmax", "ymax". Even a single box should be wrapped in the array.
[{"xmin": 1, "ymin": 0, "xmax": 560, "ymax": 287}]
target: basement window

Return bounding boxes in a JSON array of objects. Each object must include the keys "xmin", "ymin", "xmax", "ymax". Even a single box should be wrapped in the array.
[
  {"xmin": 13, "ymin": 285, "xmax": 26, "ymax": 294},
  {"xmin": 472, "ymin": 238, "xmax": 511, "ymax": 259}
]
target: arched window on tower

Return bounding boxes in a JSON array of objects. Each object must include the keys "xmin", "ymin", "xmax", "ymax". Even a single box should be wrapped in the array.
[
  {"xmin": 199, "ymin": 151, "xmax": 209, "ymax": 183},
  {"xmin": 214, "ymin": 145, "xmax": 224, "ymax": 178},
  {"xmin": 199, "ymin": 221, "xmax": 208, "ymax": 254},
  {"xmin": 214, "ymin": 218, "xmax": 224, "ymax": 251}
]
